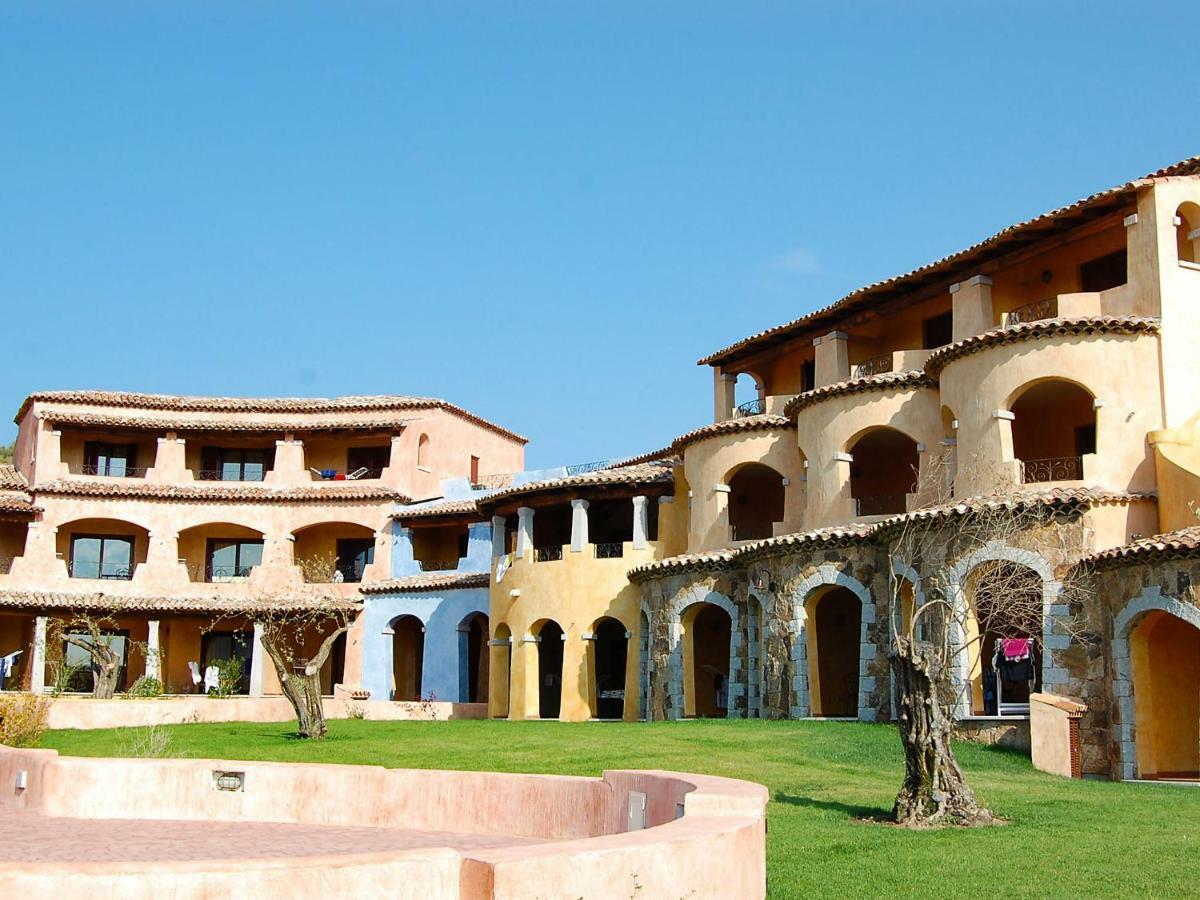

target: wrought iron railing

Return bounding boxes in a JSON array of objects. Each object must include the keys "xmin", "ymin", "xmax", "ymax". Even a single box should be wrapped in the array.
[
  {"xmin": 854, "ymin": 355, "xmax": 893, "ymax": 379},
  {"xmin": 69, "ymin": 561, "xmax": 137, "ymax": 580},
  {"xmin": 197, "ymin": 469, "xmax": 267, "ymax": 482},
  {"xmin": 853, "ymin": 494, "xmax": 908, "ymax": 517},
  {"xmin": 473, "ymin": 473, "xmax": 514, "ymax": 490},
  {"xmin": 204, "ymin": 564, "xmax": 255, "ymax": 582},
  {"xmin": 418, "ymin": 559, "xmax": 460, "ymax": 572},
  {"xmin": 81, "ymin": 464, "xmax": 149, "ymax": 478},
  {"xmin": 734, "ymin": 398, "xmax": 765, "ymax": 417},
  {"xmin": 1020, "ymin": 456, "xmax": 1082, "ymax": 484},
  {"xmin": 535, "ymin": 546, "xmax": 563, "ymax": 563},
  {"xmin": 595, "ymin": 542, "xmax": 624, "ymax": 559},
  {"xmin": 1006, "ymin": 297, "xmax": 1058, "ymax": 327},
  {"xmin": 565, "ymin": 460, "xmax": 612, "ymax": 476}
]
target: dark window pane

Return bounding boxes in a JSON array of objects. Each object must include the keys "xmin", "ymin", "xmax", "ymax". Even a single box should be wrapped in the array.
[{"xmin": 71, "ymin": 537, "xmax": 101, "ymax": 579}]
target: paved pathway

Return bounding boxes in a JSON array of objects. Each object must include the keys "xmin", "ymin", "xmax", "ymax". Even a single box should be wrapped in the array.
[{"xmin": 0, "ymin": 809, "xmax": 542, "ymax": 863}]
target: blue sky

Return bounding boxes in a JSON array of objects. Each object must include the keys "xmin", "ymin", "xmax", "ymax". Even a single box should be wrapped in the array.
[{"xmin": 1, "ymin": 2, "xmax": 1196, "ymax": 468}]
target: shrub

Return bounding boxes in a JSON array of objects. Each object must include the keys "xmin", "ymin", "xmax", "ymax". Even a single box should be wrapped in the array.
[
  {"xmin": 115, "ymin": 724, "xmax": 180, "ymax": 758},
  {"xmin": 125, "ymin": 675, "xmax": 163, "ymax": 698},
  {"xmin": 208, "ymin": 657, "xmax": 244, "ymax": 699},
  {"xmin": 0, "ymin": 693, "xmax": 50, "ymax": 747}
]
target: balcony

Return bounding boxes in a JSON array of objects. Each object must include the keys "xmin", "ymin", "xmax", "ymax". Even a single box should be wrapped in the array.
[
  {"xmin": 853, "ymin": 355, "xmax": 893, "ymax": 379},
  {"xmin": 202, "ymin": 563, "xmax": 255, "ymax": 583},
  {"xmin": 69, "ymin": 560, "xmax": 138, "ymax": 581},
  {"xmin": 535, "ymin": 546, "xmax": 564, "ymax": 563},
  {"xmin": 594, "ymin": 542, "xmax": 624, "ymax": 559},
  {"xmin": 734, "ymin": 398, "xmax": 765, "ymax": 418},
  {"xmin": 1020, "ymin": 456, "xmax": 1083, "ymax": 484},
  {"xmin": 418, "ymin": 559, "xmax": 461, "ymax": 573},
  {"xmin": 853, "ymin": 494, "xmax": 909, "ymax": 517},
  {"xmin": 1004, "ymin": 292, "xmax": 1104, "ymax": 328},
  {"xmin": 81, "ymin": 464, "xmax": 149, "ymax": 478}
]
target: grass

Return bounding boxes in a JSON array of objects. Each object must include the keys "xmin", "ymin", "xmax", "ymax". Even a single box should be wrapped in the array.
[{"xmin": 40, "ymin": 719, "xmax": 1200, "ymax": 898}]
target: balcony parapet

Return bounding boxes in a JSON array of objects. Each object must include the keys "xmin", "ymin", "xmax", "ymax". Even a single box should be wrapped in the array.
[
  {"xmin": 924, "ymin": 316, "xmax": 1160, "ymax": 379},
  {"xmin": 783, "ymin": 371, "xmax": 935, "ymax": 418},
  {"xmin": 27, "ymin": 479, "xmax": 411, "ymax": 505}
]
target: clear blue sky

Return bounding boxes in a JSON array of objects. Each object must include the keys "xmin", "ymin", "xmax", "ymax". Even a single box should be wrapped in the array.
[{"xmin": 1, "ymin": 2, "xmax": 1196, "ymax": 468}]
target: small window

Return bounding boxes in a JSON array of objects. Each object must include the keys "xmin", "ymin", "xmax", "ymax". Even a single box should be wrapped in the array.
[
  {"xmin": 458, "ymin": 530, "xmax": 470, "ymax": 559},
  {"xmin": 470, "ymin": 455, "xmax": 481, "ymax": 484},
  {"xmin": 1079, "ymin": 249, "xmax": 1127, "ymax": 293},
  {"xmin": 205, "ymin": 538, "xmax": 264, "ymax": 581},
  {"xmin": 200, "ymin": 447, "xmax": 274, "ymax": 482},
  {"xmin": 70, "ymin": 534, "xmax": 135, "ymax": 580},
  {"xmin": 417, "ymin": 434, "xmax": 431, "ymax": 469},
  {"xmin": 83, "ymin": 442, "xmax": 137, "ymax": 477},
  {"xmin": 347, "ymin": 446, "xmax": 390, "ymax": 478},
  {"xmin": 922, "ymin": 311, "xmax": 954, "ymax": 349},
  {"xmin": 801, "ymin": 359, "xmax": 816, "ymax": 393}
]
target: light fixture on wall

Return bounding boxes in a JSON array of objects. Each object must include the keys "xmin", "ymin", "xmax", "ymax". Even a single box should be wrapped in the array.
[{"xmin": 213, "ymin": 770, "xmax": 245, "ymax": 792}]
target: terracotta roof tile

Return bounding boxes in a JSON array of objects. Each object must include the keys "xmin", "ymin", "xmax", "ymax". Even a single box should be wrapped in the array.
[
  {"xmin": 627, "ymin": 550, "xmax": 737, "ymax": 582},
  {"xmin": 0, "ymin": 590, "xmax": 356, "ymax": 614},
  {"xmin": 923, "ymin": 317, "xmax": 1160, "ymax": 378},
  {"xmin": 31, "ymin": 479, "xmax": 409, "ymax": 504},
  {"xmin": 393, "ymin": 499, "xmax": 483, "ymax": 521},
  {"xmin": 699, "ymin": 154, "xmax": 1200, "ymax": 367},
  {"xmin": 0, "ymin": 491, "xmax": 36, "ymax": 515},
  {"xmin": 16, "ymin": 391, "xmax": 527, "ymax": 443},
  {"xmin": 0, "ymin": 465, "xmax": 27, "ymax": 490},
  {"xmin": 1087, "ymin": 526, "xmax": 1200, "ymax": 568},
  {"xmin": 476, "ymin": 462, "xmax": 676, "ymax": 508},
  {"xmin": 784, "ymin": 371, "xmax": 935, "ymax": 417},
  {"xmin": 37, "ymin": 411, "xmax": 417, "ymax": 434},
  {"xmin": 670, "ymin": 415, "xmax": 794, "ymax": 454},
  {"xmin": 359, "ymin": 572, "xmax": 491, "ymax": 594}
]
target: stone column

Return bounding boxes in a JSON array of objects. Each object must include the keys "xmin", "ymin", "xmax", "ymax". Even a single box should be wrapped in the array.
[
  {"xmin": 516, "ymin": 507, "xmax": 534, "ymax": 558},
  {"xmin": 813, "ymin": 331, "xmax": 849, "ymax": 388},
  {"xmin": 632, "ymin": 496, "xmax": 649, "ymax": 549},
  {"xmin": 569, "ymin": 499, "xmax": 589, "ymax": 553},
  {"xmin": 714, "ymin": 371, "xmax": 737, "ymax": 422},
  {"xmin": 30, "ymin": 616, "xmax": 47, "ymax": 693},
  {"xmin": 145, "ymin": 619, "xmax": 161, "ymax": 682},
  {"xmin": 491, "ymin": 515, "xmax": 507, "ymax": 559},
  {"xmin": 949, "ymin": 274, "xmax": 994, "ymax": 341},
  {"xmin": 249, "ymin": 622, "xmax": 266, "ymax": 697}
]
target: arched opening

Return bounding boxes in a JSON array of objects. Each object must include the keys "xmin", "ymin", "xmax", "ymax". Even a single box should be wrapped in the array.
[
  {"xmin": 177, "ymin": 522, "xmax": 265, "ymax": 583},
  {"xmin": 589, "ymin": 617, "xmax": 628, "ymax": 720},
  {"xmin": 805, "ymin": 588, "xmax": 861, "ymax": 717},
  {"xmin": 292, "ymin": 522, "xmax": 376, "ymax": 583},
  {"xmin": 534, "ymin": 619, "xmax": 564, "ymax": 719},
  {"xmin": 57, "ymin": 518, "xmax": 150, "ymax": 581},
  {"xmin": 491, "ymin": 623, "xmax": 512, "ymax": 718},
  {"xmin": 848, "ymin": 428, "xmax": 919, "ymax": 516},
  {"xmin": 964, "ymin": 563, "xmax": 1042, "ymax": 715},
  {"xmin": 638, "ymin": 610, "xmax": 651, "ymax": 720},
  {"xmin": 416, "ymin": 433, "xmax": 431, "ymax": 469},
  {"xmin": 1010, "ymin": 380, "xmax": 1095, "ymax": 483},
  {"xmin": 733, "ymin": 371, "xmax": 765, "ymax": 417},
  {"xmin": 1130, "ymin": 611, "xmax": 1200, "ymax": 780},
  {"xmin": 685, "ymin": 604, "xmax": 731, "ymax": 718},
  {"xmin": 1177, "ymin": 203, "xmax": 1200, "ymax": 265},
  {"xmin": 457, "ymin": 612, "xmax": 489, "ymax": 703},
  {"xmin": 727, "ymin": 463, "xmax": 785, "ymax": 541},
  {"xmin": 390, "ymin": 615, "xmax": 425, "ymax": 701}
]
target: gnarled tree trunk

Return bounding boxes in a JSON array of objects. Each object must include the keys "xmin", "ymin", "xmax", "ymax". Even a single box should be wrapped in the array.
[
  {"xmin": 260, "ymin": 624, "xmax": 347, "ymax": 740},
  {"xmin": 890, "ymin": 645, "xmax": 993, "ymax": 827}
]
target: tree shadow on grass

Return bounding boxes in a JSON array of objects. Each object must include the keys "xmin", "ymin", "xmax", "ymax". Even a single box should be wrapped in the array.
[{"xmin": 774, "ymin": 792, "xmax": 892, "ymax": 821}]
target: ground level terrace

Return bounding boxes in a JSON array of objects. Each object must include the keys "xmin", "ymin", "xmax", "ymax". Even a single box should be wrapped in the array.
[{"xmin": 35, "ymin": 718, "xmax": 1200, "ymax": 899}]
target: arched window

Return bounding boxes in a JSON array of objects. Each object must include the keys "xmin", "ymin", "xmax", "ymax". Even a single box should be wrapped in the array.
[
  {"xmin": 1010, "ymin": 379, "xmax": 1095, "ymax": 483},
  {"xmin": 727, "ymin": 463, "xmax": 785, "ymax": 541},
  {"xmin": 1177, "ymin": 203, "xmax": 1200, "ymax": 265},
  {"xmin": 416, "ymin": 433, "xmax": 431, "ymax": 469},
  {"xmin": 848, "ymin": 428, "xmax": 919, "ymax": 517},
  {"xmin": 733, "ymin": 371, "xmax": 765, "ymax": 417}
]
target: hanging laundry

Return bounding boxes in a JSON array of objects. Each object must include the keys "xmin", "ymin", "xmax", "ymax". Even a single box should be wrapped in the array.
[{"xmin": 1000, "ymin": 637, "xmax": 1031, "ymax": 661}]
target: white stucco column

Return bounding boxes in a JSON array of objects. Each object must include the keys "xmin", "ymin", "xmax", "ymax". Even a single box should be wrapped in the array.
[
  {"xmin": 632, "ymin": 495, "xmax": 649, "ymax": 549},
  {"xmin": 570, "ymin": 499, "xmax": 589, "ymax": 553},
  {"xmin": 31, "ymin": 615, "xmax": 47, "ymax": 693},
  {"xmin": 145, "ymin": 619, "xmax": 161, "ymax": 682},
  {"xmin": 249, "ymin": 621, "xmax": 266, "ymax": 697},
  {"xmin": 516, "ymin": 507, "xmax": 534, "ymax": 557},
  {"xmin": 492, "ymin": 515, "xmax": 507, "ymax": 558}
]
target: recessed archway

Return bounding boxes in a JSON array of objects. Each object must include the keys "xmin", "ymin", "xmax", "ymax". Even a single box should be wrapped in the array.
[
  {"xmin": 727, "ymin": 463, "xmax": 785, "ymax": 541},
  {"xmin": 805, "ymin": 588, "xmax": 862, "ymax": 717},
  {"xmin": 685, "ymin": 604, "xmax": 732, "ymax": 718},
  {"xmin": 1177, "ymin": 202, "xmax": 1200, "ymax": 264},
  {"xmin": 1130, "ymin": 610, "xmax": 1200, "ymax": 780},
  {"xmin": 390, "ymin": 615, "xmax": 425, "ymax": 701},
  {"xmin": 458, "ymin": 612, "xmax": 489, "ymax": 703},
  {"xmin": 589, "ymin": 617, "xmax": 629, "ymax": 720},
  {"xmin": 491, "ymin": 623, "xmax": 512, "ymax": 718},
  {"xmin": 534, "ymin": 619, "xmax": 564, "ymax": 720},
  {"xmin": 848, "ymin": 428, "xmax": 919, "ymax": 516},
  {"xmin": 1009, "ymin": 379, "xmax": 1095, "ymax": 483},
  {"xmin": 963, "ymin": 562, "xmax": 1043, "ymax": 715}
]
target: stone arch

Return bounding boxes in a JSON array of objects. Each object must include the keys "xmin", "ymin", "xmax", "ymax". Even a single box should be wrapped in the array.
[
  {"xmin": 946, "ymin": 541, "xmax": 1062, "ymax": 717},
  {"xmin": 665, "ymin": 589, "xmax": 742, "ymax": 720},
  {"xmin": 1111, "ymin": 586, "xmax": 1200, "ymax": 780},
  {"xmin": 788, "ymin": 565, "xmax": 877, "ymax": 720}
]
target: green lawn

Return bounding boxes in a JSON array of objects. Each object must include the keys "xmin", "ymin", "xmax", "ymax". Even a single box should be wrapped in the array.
[{"xmin": 39, "ymin": 720, "xmax": 1200, "ymax": 898}]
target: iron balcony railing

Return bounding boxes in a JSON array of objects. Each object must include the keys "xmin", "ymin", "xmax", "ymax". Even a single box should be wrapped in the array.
[
  {"xmin": 203, "ymin": 564, "xmax": 256, "ymax": 582},
  {"xmin": 595, "ymin": 542, "xmax": 624, "ymax": 559},
  {"xmin": 473, "ymin": 473, "xmax": 514, "ymax": 490},
  {"xmin": 197, "ymin": 470, "xmax": 268, "ymax": 482},
  {"xmin": 1006, "ymin": 297, "xmax": 1058, "ymax": 327},
  {"xmin": 734, "ymin": 398, "xmax": 765, "ymax": 417},
  {"xmin": 81, "ymin": 464, "xmax": 150, "ymax": 478},
  {"xmin": 418, "ymin": 559, "xmax": 460, "ymax": 572},
  {"xmin": 565, "ymin": 460, "xmax": 612, "ymax": 476},
  {"xmin": 69, "ymin": 561, "xmax": 137, "ymax": 580},
  {"xmin": 853, "ymin": 355, "xmax": 893, "ymax": 379},
  {"xmin": 1020, "ymin": 456, "xmax": 1083, "ymax": 484},
  {"xmin": 535, "ymin": 546, "xmax": 563, "ymax": 563},
  {"xmin": 853, "ymin": 494, "xmax": 909, "ymax": 517}
]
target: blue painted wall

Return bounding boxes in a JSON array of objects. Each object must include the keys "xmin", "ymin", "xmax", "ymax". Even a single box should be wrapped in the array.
[{"xmin": 360, "ymin": 587, "xmax": 490, "ymax": 702}]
